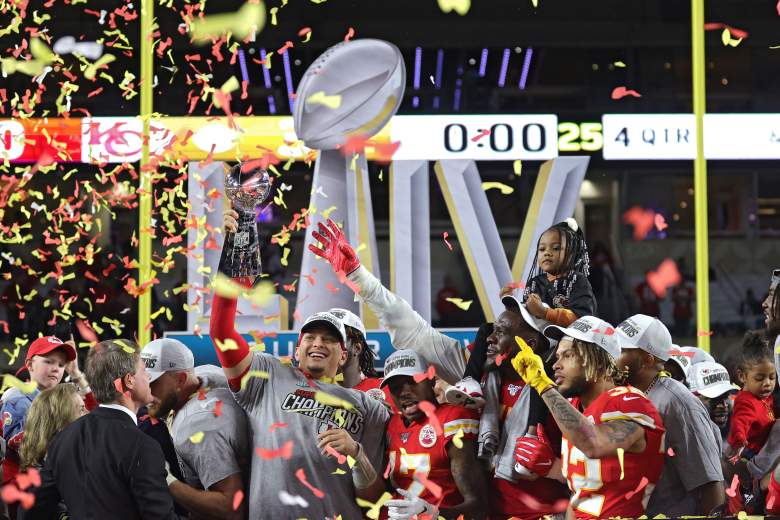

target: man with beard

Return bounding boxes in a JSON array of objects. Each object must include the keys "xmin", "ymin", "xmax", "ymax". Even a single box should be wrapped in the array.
[
  {"xmin": 511, "ymin": 316, "xmax": 666, "ymax": 519},
  {"xmin": 309, "ymin": 218, "xmax": 569, "ymax": 519},
  {"xmin": 140, "ymin": 338, "xmax": 250, "ymax": 520},
  {"xmin": 615, "ymin": 314, "xmax": 724, "ymax": 517},
  {"xmin": 688, "ymin": 361, "xmax": 736, "ymax": 442}
]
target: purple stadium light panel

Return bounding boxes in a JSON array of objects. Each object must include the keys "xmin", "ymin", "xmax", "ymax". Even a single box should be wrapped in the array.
[
  {"xmin": 412, "ymin": 96, "xmax": 420, "ymax": 108},
  {"xmin": 282, "ymin": 50, "xmax": 295, "ymax": 113},
  {"xmin": 435, "ymin": 49, "xmax": 444, "ymax": 89},
  {"xmin": 498, "ymin": 48, "xmax": 510, "ymax": 87},
  {"xmin": 413, "ymin": 47, "xmax": 422, "ymax": 90},
  {"xmin": 259, "ymin": 48, "xmax": 276, "ymax": 114},
  {"xmin": 479, "ymin": 48, "xmax": 488, "ymax": 77},
  {"xmin": 519, "ymin": 47, "xmax": 533, "ymax": 89},
  {"xmin": 238, "ymin": 50, "xmax": 250, "ymax": 84}
]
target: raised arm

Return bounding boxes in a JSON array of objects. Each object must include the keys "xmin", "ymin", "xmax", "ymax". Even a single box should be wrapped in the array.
[
  {"xmin": 310, "ymin": 219, "xmax": 466, "ymax": 384},
  {"xmin": 209, "ymin": 287, "xmax": 252, "ymax": 390},
  {"xmin": 442, "ymin": 438, "xmax": 488, "ymax": 519}
]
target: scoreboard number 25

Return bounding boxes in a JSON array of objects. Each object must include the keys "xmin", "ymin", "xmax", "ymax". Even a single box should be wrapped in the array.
[{"xmin": 558, "ymin": 122, "xmax": 604, "ymax": 152}]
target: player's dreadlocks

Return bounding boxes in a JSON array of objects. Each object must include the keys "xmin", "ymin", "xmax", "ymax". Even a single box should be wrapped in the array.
[
  {"xmin": 572, "ymin": 339, "xmax": 625, "ymax": 384},
  {"xmin": 523, "ymin": 218, "xmax": 590, "ymax": 305},
  {"xmin": 346, "ymin": 326, "xmax": 378, "ymax": 378}
]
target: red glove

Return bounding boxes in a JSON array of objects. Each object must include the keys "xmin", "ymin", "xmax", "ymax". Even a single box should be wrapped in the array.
[
  {"xmin": 308, "ymin": 219, "xmax": 361, "ymax": 275},
  {"xmin": 514, "ymin": 427, "xmax": 554, "ymax": 478}
]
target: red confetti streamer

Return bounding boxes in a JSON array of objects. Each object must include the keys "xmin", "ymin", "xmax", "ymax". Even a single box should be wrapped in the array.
[
  {"xmin": 417, "ymin": 401, "xmax": 443, "ymax": 436},
  {"xmin": 442, "ymin": 231, "xmax": 453, "ymax": 251},
  {"xmin": 269, "ymin": 422, "xmax": 288, "ymax": 432},
  {"xmin": 704, "ymin": 22, "xmax": 749, "ymax": 39},
  {"xmin": 324, "ymin": 445, "xmax": 347, "ymax": 464},
  {"xmin": 611, "ymin": 86, "xmax": 642, "ymax": 100},
  {"xmin": 624, "ymin": 476, "xmax": 649, "ymax": 500},
  {"xmin": 777, "ymin": 0, "xmax": 780, "ymax": 16},
  {"xmin": 413, "ymin": 365, "xmax": 437, "ymax": 383},
  {"xmin": 667, "ymin": 446, "xmax": 675, "ymax": 456},
  {"xmin": 255, "ymin": 440, "xmax": 294, "ymax": 460},
  {"xmin": 213, "ymin": 400, "xmax": 223, "ymax": 417},
  {"xmin": 383, "ymin": 460, "xmax": 392, "ymax": 479},
  {"xmin": 344, "ymin": 27, "xmax": 355, "ymax": 41},
  {"xmin": 325, "ymin": 282, "xmax": 340, "ymax": 293},
  {"xmin": 646, "ymin": 258, "xmax": 681, "ymax": 298},
  {"xmin": 495, "ymin": 353, "xmax": 507, "ymax": 366},
  {"xmin": 197, "ymin": 389, "xmax": 207, "ymax": 400},
  {"xmin": 725, "ymin": 474, "xmax": 739, "ymax": 498},
  {"xmin": 654, "ymin": 213, "xmax": 668, "ymax": 232},
  {"xmin": 15, "ymin": 468, "xmax": 40, "ymax": 490},
  {"xmin": 471, "ymin": 129, "xmax": 491, "ymax": 142},
  {"xmin": 295, "ymin": 468, "xmax": 325, "ymax": 498},
  {"xmin": 697, "ymin": 330, "xmax": 714, "ymax": 337},
  {"xmin": 1, "ymin": 485, "xmax": 34, "ymax": 510},
  {"xmin": 414, "ymin": 471, "xmax": 443, "ymax": 498},
  {"xmin": 87, "ymin": 87, "xmax": 105, "ymax": 98},
  {"xmin": 232, "ymin": 490, "xmax": 244, "ymax": 511}
]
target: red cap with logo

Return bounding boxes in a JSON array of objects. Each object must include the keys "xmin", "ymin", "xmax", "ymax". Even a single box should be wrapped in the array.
[{"xmin": 26, "ymin": 336, "xmax": 77, "ymax": 363}]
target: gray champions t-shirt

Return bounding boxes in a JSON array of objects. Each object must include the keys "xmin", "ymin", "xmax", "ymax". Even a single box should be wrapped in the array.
[
  {"xmin": 172, "ymin": 365, "xmax": 251, "ymax": 492},
  {"xmin": 235, "ymin": 353, "xmax": 390, "ymax": 520},
  {"xmin": 646, "ymin": 376, "xmax": 724, "ymax": 517}
]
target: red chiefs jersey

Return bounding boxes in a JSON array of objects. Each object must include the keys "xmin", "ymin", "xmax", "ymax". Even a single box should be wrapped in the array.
[
  {"xmin": 353, "ymin": 377, "xmax": 392, "ymax": 403},
  {"xmin": 492, "ymin": 380, "xmax": 569, "ymax": 519},
  {"xmin": 385, "ymin": 404, "xmax": 479, "ymax": 510},
  {"xmin": 562, "ymin": 386, "xmax": 665, "ymax": 519}
]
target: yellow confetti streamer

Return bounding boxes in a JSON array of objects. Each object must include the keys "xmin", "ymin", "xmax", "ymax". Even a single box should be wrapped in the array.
[
  {"xmin": 189, "ymin": 2, "xmax": 267, "ymax": 43},
  {"xmin": 613, "ymin": 61, "xmax": 626, "ymax": 68},
  {"xmin": 189, "ymin": 431, "xmax": 205, "ymax": 444},
  {"xmin": 215, "ymin": 338, "xmax": 239, "ymax": 352},
  {"xmin": 513, "ymin": 160, "xmax": 522, "ymax": 176},
  {"xmin": 482, "ymin": 182, "xmax": 514, "ymax": 195},
  {"xmin": 332, "ymin": 468, "xmax": 346, "ymax": 475},
  {"xmin": 213, "ymin": 274, "xmax": 275, "ymax": 307},
  {"xmin": 721, "ymin": 28, "xmax": 742, "ymax": 47},
  {"xmin": 617, "ymin": 447, "xmax": 625, "ymax": 480},
  {"xmin": 2, "ymin": 375, "xmax": 37, "ymax": 395},
  {"xmin": 321, "ymin": 206, "xmax": 338, "ymax": 219},
  {"xmin": 437, "ymin": 0, "xmax": 470, "ymax": 15},
  {"xmin": 281, "ymin": 247, "xmax": 291, "ymax": 266},
  {"xmin": 314, "ymin": 391, "xmax": 355, "ymax": 411},
  {"xmin": 445, "ymin": 297, "xmax": 472, "ymax": 310},
  {"xmin": 306, "ymin": 91, "xmax": 342, "ymax": 109},
  {"xmin": 452, "ymin": 428, "xmax": 465, "ymax": 449},
  {"xmin": 269, "ymin": 6, "xmax": 278, "ymax": 25},
  {"xmin": 531, "ymin": 0, "xmax": 538, "ymax": 6},
  {"xmin": 83, "ymin": 53, "xmax": 116, "ymax": 80},
  {"xmin": 240, "ymin": 369, "xmax": 270, "ymax": 391},
  {"xmin": 356, "ymin": 492, "xmax": 393, "ymax": 520}
]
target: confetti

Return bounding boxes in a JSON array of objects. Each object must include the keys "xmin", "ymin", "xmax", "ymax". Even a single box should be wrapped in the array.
[
  {"xmin": 279, "ymin": 490, "xmax": 309, "ymax": 508},
  {"xmin": 725, "ymin": 474, "xmax": 739, "ymax": 498},
  {"xmin": 255, "ymin": 440, "xmax": 294, "ymax": 460},
  {"xmin": 344, "ymin": 27, "xmax": 355, "ymax": 41},
  {"xmin": 452, "ymin": 428, "xmax": 465, "ymax": 449},
  {"xmin": 189, "ymin": 2, "xmax": 267, "ymax": 43},
  {"xmin": 324, "ymin": 445, "xmax": 347, "ymax": 464},
  {"xmin": 721, "ymin": 28, "xmax": 743, "ymax": 47},
  {"xmin": 445, "ymin": 297, "xmax": 473, "ymax": 311},
  {"xmin": 495, "ymin": 353, "xmax": 507, "ymax": 366},
  {"xmin": 437, "ymin": 0, "xmax": 471, "ymax": 15},
  {"xmin": 611, "ymin": 86, "xmax": 642, "ymax": 100},
  {"xmin": 232, "ymin": 490, "xmax": 244, "ymax": 510},
  {"xmin": 654, "ymin": 213, "xmax": 668, "ymax": 232},
  {"xmin": 2, "ymin": 375, "xmax": 37, "ymax": 395},
  {"xmin": 306, "ymin": 91, "xmax": 342, "ymax": 109},
  {"xmin": 189, "ymin": 431, "xmax": 205, "ymax": 444},
  {"xmin": 0, "ymin": 484, "xmax": 34, "ymax": 510},
  {"xmin": 646, "ymin": 258, "xmax": 681, "ymax": 298},
  {"xmin": 622, "ymin": 206, "xmax": 656, "ymax": 240},
  {"xmin": 240, "ymin": 370, "xmax": 270, "ymax": 391},
  {"xmin": 482, "ymin": 182, "xmax": 514, "ymax": 195},
  {"xmin": 513, "ymin": 160, "xmax": 523, "ymax": 176},
  {"xmin": 442, "ymin": 231, "xmax": 454, "ymax": 251},
  {"xmin": 471, "ymin": 129, "xmax": 490, "ymax": 142},
  {"xmin": 617, "ymin": 448, "xmax": 625, "ymax": 480},
  {"xmin": 624, "ymin": 476, "xmax": 649, "ymax": 499},
  {"xmin": 667, "ymin": 446, "xmax": 675, "ymax": 457},
  {"xmin": 613, "ymin": 61, "xmax": 626, "ymax": 68},
  {"xmin": 698, "ymin": 330, "xmax": 715, "ymax": 337},
  {"xmin": 314, "ymin": 391, "xmax": 356, "ymax": 410},
  {"xmin": 413, "ymin": 365, "xmax": 437, "ymax": 383},
  {"xmin": 295, "ymin": 468, "xmax": 325, "ymax": 498},
  {"xmin": 417, "ymin": 400, "xmax": 443, "ymax": 436},
  {"xmin": 356, "ymin": 492, "xmax": 393, "ymax": 519},
  {"xmin": 414, "ymin": 471, "xmax": 443, "ymax": 498}
]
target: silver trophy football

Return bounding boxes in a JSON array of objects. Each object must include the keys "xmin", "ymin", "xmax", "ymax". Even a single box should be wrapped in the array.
[{"xmin": 218, "ymin": 162, "xmax": 271, "ymax": 279}]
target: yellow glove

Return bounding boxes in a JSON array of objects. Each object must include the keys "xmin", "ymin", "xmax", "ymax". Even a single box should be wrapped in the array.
[{"xmin": 511, "ymin": 337, "xmax": 555, "ymax": 395}]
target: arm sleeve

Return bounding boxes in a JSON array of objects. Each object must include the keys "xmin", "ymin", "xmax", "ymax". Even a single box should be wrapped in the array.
[
  {"xmin": 209, "ymin": 286, "xmax": 252, "ymax": 390},
  {"xmin": 565, "ymin": 276, "xmax": 597, "ymax": 318},
  {"xmin": 462, "ymin": 323, "xmax": 493, "ymax": 381},
  {"xmin": 348, "ymin": 266, "xmax": 467, "ymax": 384},
  {"xmin": 130, "ymin": 437, "xmax": 181, "ymax": 520},
  {"xmin": 2, "ymin": 398, "xmax": 30, "ymax": 451},
  {"xmin": 727, "ymin": 394, "xmax": 754, "ymax": 447}
]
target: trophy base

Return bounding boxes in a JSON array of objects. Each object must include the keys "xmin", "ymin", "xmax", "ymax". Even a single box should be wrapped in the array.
[{"xmin": 218, "ymin": 209, "xmax": 263, "ymax": 280}]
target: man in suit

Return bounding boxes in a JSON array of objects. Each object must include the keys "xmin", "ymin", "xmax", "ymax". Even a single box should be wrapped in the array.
[{"xmin": 26, "ymin": 339, "xmax": 180, "ymax": 520}]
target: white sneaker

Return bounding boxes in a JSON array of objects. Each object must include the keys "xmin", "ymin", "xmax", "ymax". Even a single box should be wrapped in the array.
[{"xmin": 445, "ymin": 377, "xmax": 485, "ymax": 409}]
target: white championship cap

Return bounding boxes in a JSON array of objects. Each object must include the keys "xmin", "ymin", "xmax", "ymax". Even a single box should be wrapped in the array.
[
  {"xmin": 688, "ymin": 361, "xmax": 737, "ymax": 399},
  {"xmin": 615, "ymin": 314, "xmax": 673, "ymax": 362},
  {"xmin": 381, "ymin": 349, "xmax": 429, "ymax": 388},
  {"xmin": 140, "ymin": 338, "xmax": 195, "ymax": 383},
  {"xmin": 544, "ymin": 316, "xmax": 620, "ymax": 361},
  {"xmin": 300, "ymin": 312, "xmax": 347, "ymax": 346},
  {"xmin": 328, "ymin": 308, "xmax": 366, "ymax": 337},
  {"xmin": 501, "ymin": 288, "xmax": 551, "ymax": 334}
]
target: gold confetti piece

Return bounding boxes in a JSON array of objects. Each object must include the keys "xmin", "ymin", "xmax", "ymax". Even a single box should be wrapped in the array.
[
  {"xmin": 617, "ymin": 447, "xmax": 625, "ymax": 480},
  {"xmin": 513, "ymin": 160, "xmax": 522, "ymax": 176},
  {"xmin": 721, "ymin": 28, "xmax": 743, "ymax": 47},
  {"xmin": 356, "ymin": 492, "xmax": 393, "ymax": 520},
  {"xmin": 83, "ymin": 54, "xmax": 116, "ymax": 80},
  {"xmin": 189, "ymin": 431, "xmax": 205, "ymax": 444},
  {"xmin": 531, "ymin": 0, "xmax": 538, "ymax": 6},
  {"xmin": 215, "ymin": 338, "xmax": 239, "ymax": 352},
  {"xmin": 2, "ymin": 375, "xmax": 37, "ymax": 395},
  {"xmin": 437, "ymin": 0, "xmax": 470, "ymax": 15},
  {"xmin": 220, "ymin": 76, "xmax": 240, "ymax": 93},
  {"xmin": 332, "ymin": 468, "xmax": 346, "ymax": 475},
  {"xmin": 445, "ymin": 297, "xmax": 473, "ymax": 311},
  {"xmin": 314, "ymin": 391, "xmax": 355, "ymax": 411},
  {"xmin": 213, "ymin": 273, "xmax": 275, "ymax": 307},
  {"xmin": 240, "ymin": 370, "xmax": 270, "ymax": 391},
  {"xmin": 346, "ymin": 455, "xmax": 356, "ymax": 468},
  {"xmin": 321, "ymin": 206, "xmax": 337, "ymax": 219},
  {"xmin": 281, "ymin": 247, "xmax": 291, "ymax": 266},
  {"xmin": 613, "ymin": 61, "xmax": 626, "ymax": 68},
  {"xmin": 452, "ymin": 428, "xmax": 465, "ymax": 449},
  {"xmin": 306, "ymin": 91, "xmax": 342, "ymax": 109},
  {"xmin": 482, "ymin": 182, "xmax": 514, "ymax": 194},
  {"xmin": 189, "ymin": 2, "xmax": 267, "ymax": 43}
]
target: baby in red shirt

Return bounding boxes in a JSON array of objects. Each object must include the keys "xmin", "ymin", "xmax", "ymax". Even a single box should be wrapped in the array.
[{"xmin": 727, "ymin": 340, "xmax": 776, "ymax": 462}]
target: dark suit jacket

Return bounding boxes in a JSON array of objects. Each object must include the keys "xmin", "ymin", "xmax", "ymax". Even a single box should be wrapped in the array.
[{"xmin": 27, "ymin": 406, "xmax": 180, "ymax": 520}]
